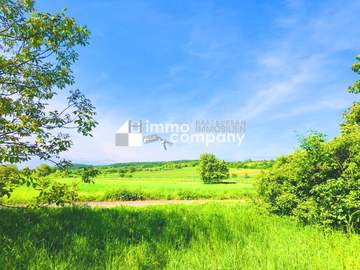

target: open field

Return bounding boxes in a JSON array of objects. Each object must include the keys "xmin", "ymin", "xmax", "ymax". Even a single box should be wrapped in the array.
[
  {"xmin": 1, "ymin": 163, "xmax": 358, "ymax": 269},
  {"xmin": 0, "ymin": 202, "xmax": 359, "ymax": 270},
  {"xmin": 2, "ymin": 167, "xmax": 259, "ymax": 204}
]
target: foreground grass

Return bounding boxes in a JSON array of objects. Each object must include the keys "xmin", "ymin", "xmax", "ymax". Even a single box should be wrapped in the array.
[
  {"xmin": 0, "ymin": 203, "xmax": 358, "ymax": 269},
  {"xmin": 3, "ymin": 167, "xmax": 258, "ymax": 203}
]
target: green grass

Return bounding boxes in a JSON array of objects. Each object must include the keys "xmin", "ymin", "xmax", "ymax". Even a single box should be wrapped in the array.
[
  {"xmin": 0, "ymin": 202, "xmax": 358, "ymax": 269},
  {"xmin": 3, "ymin": 167, "xmax": 259, "ymax": 203}
]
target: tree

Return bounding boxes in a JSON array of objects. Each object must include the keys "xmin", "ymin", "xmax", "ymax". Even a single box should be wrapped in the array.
[
  {"xmin": 199, "ymin": 153, "xmax": 229, "ymax": 184},
  {"xmin": 35, "ymin": 163, "xmax": 53, "ymax": 177},
  {"xmin": 0, "ymin": 0, "xmax": 98, "ymax": 205},
  {"xmin": 258, "ymin": 55, "xmax": 360, "ymax": 232}
]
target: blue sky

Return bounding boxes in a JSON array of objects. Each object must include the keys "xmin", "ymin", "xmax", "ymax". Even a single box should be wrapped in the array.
[{"xmin": 36, "ymin": 0, "xmax": 360, "ymax": 164}]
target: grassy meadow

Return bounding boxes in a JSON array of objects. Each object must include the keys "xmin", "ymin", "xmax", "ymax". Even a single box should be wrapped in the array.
[
  {"xmin": 2, "ymin": 166, "xmax": 259, "ymax": 204},
  {"xmin": 1, "ymin": 162, "xmax": 359, "ymax": 269},
  {"xmin": 1, "ymin": 203, "xmax": 359, "ymax": 270}
]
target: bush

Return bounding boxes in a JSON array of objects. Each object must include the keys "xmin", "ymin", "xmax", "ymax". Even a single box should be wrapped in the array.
[
  {"xmin": 199, "ymin": 153, "xmax": 229, "ymax": 184},
  {"xmin": 258, "ymin": 55, "xmax": 360, "ymax": 232},
  {"xmin": 258, "ymin": 119, "xmax": 360, "ymax": 231},
  {"xmin": 81, "ymin": 167, "xmax": 100, "ymax": 183},
  {"xmin": 105, "ymin": 190, "xmax": 145, "ymax": 201},
  {"xmin": 0, "ymin": 165, "xmax": 20, "ymax": 198}
]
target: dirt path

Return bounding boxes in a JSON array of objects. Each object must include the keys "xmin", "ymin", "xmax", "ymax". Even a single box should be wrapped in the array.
[
  {"xmin": 77, "ymin": 199, "xmax": 246, "ymax": 208},
  {"xmin": 0, "ymin": 199, "xmax": 247, "ymax": 209}
]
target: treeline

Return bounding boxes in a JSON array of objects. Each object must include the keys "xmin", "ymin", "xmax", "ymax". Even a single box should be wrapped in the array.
[
  {"xmin": 229, "ymin": 160, "xmax": 274, "ymax": 169},
  {"xmin": 1, "ymin": 159, "xmax": 273, "ymax": 183},
  {"xmin": 70, "ymin": 159, "xmax": 273, "ymax": 176}
]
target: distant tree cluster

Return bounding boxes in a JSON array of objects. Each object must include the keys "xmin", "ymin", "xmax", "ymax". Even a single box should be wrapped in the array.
[
  {"xmin": 230, "ymin": 160, "xmax": 274, "ymax": 169},
  {"xmin": 258, "ymin": 55, "xmax": 360, "ymax": 232}
]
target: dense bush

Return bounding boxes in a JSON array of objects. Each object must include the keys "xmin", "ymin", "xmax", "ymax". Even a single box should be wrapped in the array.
[
  {"xmin": 199, "ymin": 153, "xmax": 229, "ymax": 184},
  {"xmin": 258, "ymin": 131, "xmax": 359, "ymax": 230},
  {"xmin": 258, "ymin": 55, "xmax": 360, "ymax": 232}
]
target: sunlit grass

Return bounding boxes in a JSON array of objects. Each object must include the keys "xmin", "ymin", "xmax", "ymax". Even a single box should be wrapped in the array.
[
  {"xmin": 0, "ymin": 202, "xmax": 358, "ymax": 269},
  {"xmin": 2, "ymin": 167, "xmax": 260, "ymax": 203}
]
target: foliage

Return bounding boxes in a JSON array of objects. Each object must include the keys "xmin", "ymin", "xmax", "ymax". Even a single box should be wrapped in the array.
[
  {"xmin": 348, "ymin": 54, "xmax": 360, "ymax": 94},
  {"xmin": 34, "ymin": 163, "xmax": 53, "ymax": 177},
  {"xmin": 0, "ymin": 0, "xmax": 97, "ymax": 164},
  {"xmin": 0, "ymin": 204, "xmax": 359, "ymax": 269},
  {"xmin": 104, "ymin": 190, "xmax": 145, "ymax": 201},
  {"xmin": 258, "ymin": 55, "xmax": 360, "ymax": 232},
  {"xmin": 0, "ymin": 0, "xmax": 98, "ymax": 205},
  {"xmin": 231, "ymin": 159, "xmax": 274, "ymax": 169},
  {"xmin": 0, "ymin": 165, "xmax": 32, "ymax": 198},
  {"xmin": 199, "ymin": 153, "xmax": 229, "ymax": 183},
  {"xmin": 35, "ymin": 179, "xmax": 79, "ymax": 206},
  {"xmin": 81, "ymin": 167, "xmax": 100, "ymax": 183}
]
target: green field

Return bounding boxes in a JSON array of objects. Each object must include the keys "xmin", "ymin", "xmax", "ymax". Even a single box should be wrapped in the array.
[
  {"xmin": 3, "ymin": 167, "xmax": 259, "ymax": 204},
  {"xmin": 0, "ymin": 203, "xmax": 358, "ymax": 269},
  {"xmin": 1, "ymin": 165, "xmax": 359, "ymax": 269}
]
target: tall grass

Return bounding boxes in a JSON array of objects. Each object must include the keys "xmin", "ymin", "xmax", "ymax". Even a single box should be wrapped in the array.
[{"xmin": 0, "ymin": 203, "xmax": 358, "ymax": 269}]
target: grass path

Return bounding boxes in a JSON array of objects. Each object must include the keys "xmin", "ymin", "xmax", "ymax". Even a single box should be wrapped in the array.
[{"xmin": 0, "ymin": 199, "xmax": 249, "ymax": 209}]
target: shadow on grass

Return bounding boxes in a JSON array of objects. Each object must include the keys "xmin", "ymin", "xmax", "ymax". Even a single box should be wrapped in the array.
[{"xmin": 0, "ymin": 206, "xmax": 234, "ymax": 269}]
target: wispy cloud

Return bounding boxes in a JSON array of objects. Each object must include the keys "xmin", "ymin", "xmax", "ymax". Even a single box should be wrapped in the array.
[
  {"xmin": 238, "ymin": 55, "xmax": 321, "ymax": 120},
  {"xmin": 271, "ymin": 98, "xmax": 349, "ymax": 120},
  {"xmin": 32, "ymin": 0, "xmax": 360, "ymax": 164}
]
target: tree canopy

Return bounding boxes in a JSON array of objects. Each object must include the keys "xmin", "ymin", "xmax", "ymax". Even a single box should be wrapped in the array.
[
  {"xmin": 0, "ymin": 0, "xmax": 98, "ymax": 205},
  {"xmin": 0, "ymin": 0, "xmax": 97, "ymax": 165},
  {"xmin": 199, "ymin": 153, "xmax": 229, "ymax": 184}
]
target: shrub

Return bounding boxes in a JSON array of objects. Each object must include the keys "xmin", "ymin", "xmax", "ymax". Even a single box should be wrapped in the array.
[
  {"xmin": 258, "ymin": 55, "xmax": 360, "ymax": 232},
  {"xmin": 81, "ymin": 167, "xmax": 100, "ymax": 183},
  {"xmin": 258, "ymin": 122, "xmax": 360, "ymax": 231},
  {"xmin": 199, "ymin": 153, "xmax": 229, "ymax": 184},
  {"xmin": 0, "ymin": 165, "xmax": 20, "ymax": 198},
  {"xmin": 118, "ymin": 169, "xmax": 126, "ymax": 174},
  {"xmin": 105, "ymin": 190, "xmax": 145, "ymax": 201}
]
